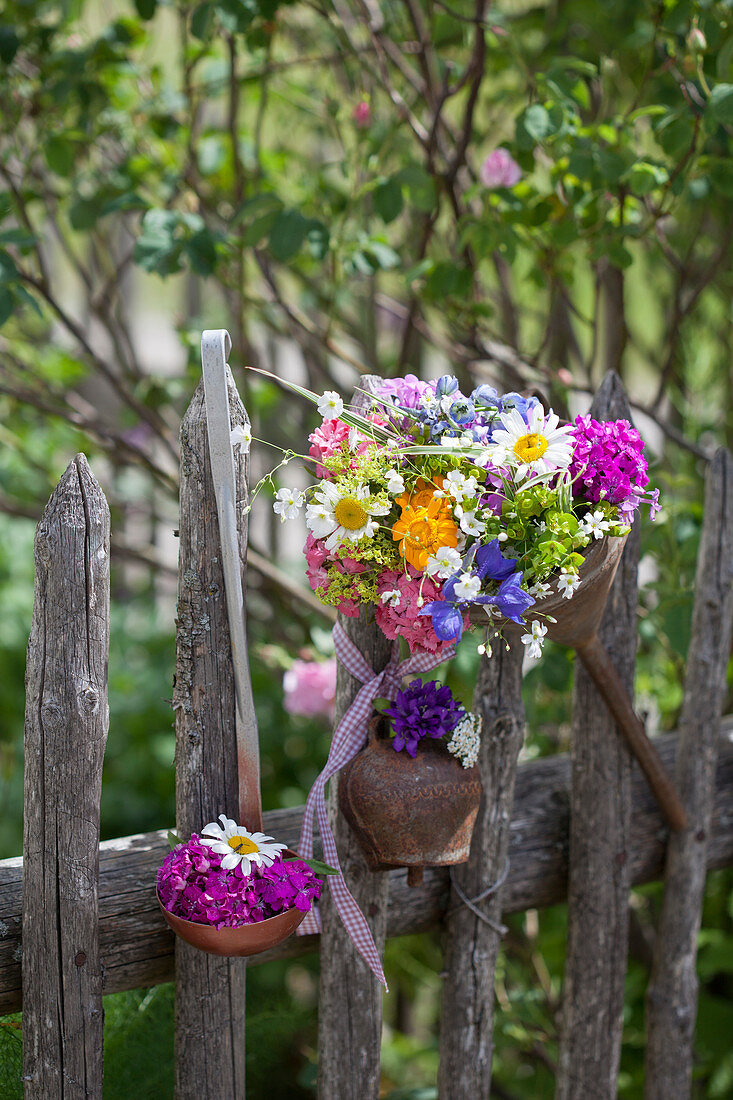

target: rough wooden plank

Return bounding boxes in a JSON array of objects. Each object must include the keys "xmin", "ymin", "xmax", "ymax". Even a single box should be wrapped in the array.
[
  {"xmin": 172, "ymin": 376, "xmax": 253, "ymax": 1100},
  {"xmin": 438, "ymin": 632, "xmax": 526, "ymax": 1097},
  {"xmin": 645, "ymin": 449, "xmax": 733, "ymax": 1099},
  {"xmin": 317, "ymin": 377, "xmax": 392, "ymax": 1100},
  {"xmin": 2, "ymin": 729, "xmax": 732, "ymax": 1015},
  {"xmin": 21, "ymin": 454, "xmax": 110, "ymax": 1098},
  {"xmin": 556, "ymin": 372, "xmax": 640, "ymax": 1100}
]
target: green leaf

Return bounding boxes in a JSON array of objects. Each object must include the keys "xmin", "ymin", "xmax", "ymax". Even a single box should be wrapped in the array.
[
  {"xmin": 516, "ymin": 104, "xmax": 554, "ymax": 148},
  {"xmin": 184, "ymin": 228, "xmax": 218, "ymax": 275},
  {"xmin": 0, "ymin": 25, "xmax": 20, "ymax": 65},
  {"xmin": 133, "ymin": 209, "xmax": 183, "ymax": 276},
  {"xmin": 396, "ymin": 165, "xmax": 436, "ymax": 212},
  {"xmin": 284, "ymin": 855, "xmax": 340, "ymax": 876},
  {"xmin": 191, "ymin": 2, "xmax": 215, "ymax": 38},
  {"xmin": 0, "ymin": 286, "xmax": 13, "ymax": 327},
  {"xmin": 373, "ymin": 178, "xmax": 403, "ymax": 223},
  {"xmin": 709, "ymin": 83, "xmax": 733, "ymax": 125},
  {"xmin": 306, "ymin": 221, "xmax": 330, "ymax": 260},
  {"xmin": 45, "ymin": 137, "xmax": 76, "ymax": 177},
  {"xmin": 167, "ymin": 830, "xmax": 182, "ymax": 850},
  {"xmin": 707, "ymin": 158, "xmax": 733, "ymax": 198},
  {"xmin": 626, "ymin": 162, "xmax": 668, "ymax": 195},
  {"xmin": 134, "ymin": 0, "xmax": 158, "ymax": 18},
  {"xmin": 268, "ymin": 209, "xmax": 308, "ymax": 261}
]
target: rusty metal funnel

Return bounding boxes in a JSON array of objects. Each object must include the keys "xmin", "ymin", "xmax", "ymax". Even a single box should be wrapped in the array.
[{"xmin": 471, "ymin": 535, "xmax": 687, "ymax": 832}]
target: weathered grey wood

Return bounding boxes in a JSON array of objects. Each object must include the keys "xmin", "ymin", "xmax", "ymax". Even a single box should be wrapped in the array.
[
  {"xmin": 21, "ymin": 454, "xmax": 110, "ymax": 1098},
  {"xmin": 556, "ymin": 373, "xmax": 640, "ymax": 1100},
  {"xmin": 172, "ymin": 377, "xmax": 253, "ymax": 1100},
  {"xmin": 318, "ymin": 376, "xmax": 392, "ymax": 1100},
  {"xmin": 2, "ymin": 727, "xmax": 733, "ymax": 1014},
  {"xmin": 438, "ymin": 632, "xmax": 526, "ymax": 1097},
  {"xmin": 645, "ymin": 449, "xmax": 733, "ymax": 1099}
]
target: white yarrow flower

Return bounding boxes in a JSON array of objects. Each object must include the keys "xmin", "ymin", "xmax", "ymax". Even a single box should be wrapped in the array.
[
  {"xmin": 230, "ymin": 424, "xmax": 252, "ymax": 452},
  {"xmin": 425, "ymin": 546, "xmax": 463, "ymax": 579},
  {"xmin": 273, "ymin": 487, "xmax": 305, "ymax": 522},
  {"xmin": 521, "ymin": 619, "xmax": 548, "ymax": 659},
  {"xmin": 317, "ymin": 390, "xmax": 344, "ymax": 419},
  {"xmin": 447, "ymin": 712, "xmax": 482, "ymax": 769},
  {"xmin": 558, "ymin": 571, "xmax": 580, "ymax": 599},
  {"xmin": 199, "ymin": 814, "xmax": 287, "ymax": 875}
]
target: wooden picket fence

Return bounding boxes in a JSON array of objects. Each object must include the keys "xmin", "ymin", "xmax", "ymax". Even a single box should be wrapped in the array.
[{"xmin": 0, "ymin": 361, "xmax": 732, "ymax": 1100}]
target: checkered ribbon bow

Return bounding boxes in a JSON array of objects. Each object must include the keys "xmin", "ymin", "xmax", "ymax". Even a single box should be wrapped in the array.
[{"xmin": 297, "ymin": 621, "xmax": 454, "ymax": 989}]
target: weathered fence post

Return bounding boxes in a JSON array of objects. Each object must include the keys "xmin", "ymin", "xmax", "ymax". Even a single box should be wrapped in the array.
[
  {"xmin": 318, "ymin": 378, "xmax": 391, "ymax": 1100},
  {"xmin": 172, "ymin": 374, "xmax": 255, "ymax": 1100},
  {"xmin": 645, "ymin": 447, "xmax": 733, "ymax": 1098},
  {"xmin": 438, "ymin": 631, "xmax": 526, "ymax": 1097},
  {"xmin": 556, "ymin": 372, "xmax": 640, "ymax": 1099},
  {"xmin": 22, "ymin": 454, "xmax": 110, "ymax": 1099}
]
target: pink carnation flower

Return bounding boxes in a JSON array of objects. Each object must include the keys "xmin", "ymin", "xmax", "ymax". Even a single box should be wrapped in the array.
[
  {"xmin": 375, "ymin": 569, "xmax": 465, "ymax": 656},
  {"xmin": 480, "ymin": 148, "xmax": 522, "ymax": 189},
  {"xmin": 308, "ymin": 418, "xmax": 374, "ymax": 478},
  {"xmin": 283, "ymin": 658, "xmax": 337, "ymax": 720}
]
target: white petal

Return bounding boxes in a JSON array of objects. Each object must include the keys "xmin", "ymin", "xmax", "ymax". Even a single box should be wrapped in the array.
[{"xmin": 220, "ymin": 852, "xmax": 241, "ymax": 870}]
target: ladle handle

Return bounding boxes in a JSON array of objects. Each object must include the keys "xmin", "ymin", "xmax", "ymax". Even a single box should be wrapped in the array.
[
  {"xmin": 201, "ymin": 330, "xmax": 263, "ymax": 832},
  {"xmin": 576, "ymin": 634, "xmax": 688, "ymax": 832}
]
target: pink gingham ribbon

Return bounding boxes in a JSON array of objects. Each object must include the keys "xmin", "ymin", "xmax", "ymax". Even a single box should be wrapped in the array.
[{"xmin": 297, "ymin": 622, "xmax": 454, "ymax": 988}]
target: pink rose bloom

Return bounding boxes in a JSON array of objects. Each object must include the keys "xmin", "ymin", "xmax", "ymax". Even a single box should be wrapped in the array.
[
  {"xmin": 375, "ymin": 569, "xmax": 465, "ymax": 656},
  {"xmin": 283, "ymin": 658, "xmax": 337, "ymax": 720},
  {"xmin": 480, "ymin": 148, "xmax": 522, "ymax": 189},
  {"xmin": 352, "ymin": 100, "xmax": 371, "ymax": 128}
]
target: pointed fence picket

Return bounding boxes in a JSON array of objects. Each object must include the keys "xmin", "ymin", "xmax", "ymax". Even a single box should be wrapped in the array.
[{"xmin": 5, "ymin": 347, "xmax": 733, "ymax": 1100}]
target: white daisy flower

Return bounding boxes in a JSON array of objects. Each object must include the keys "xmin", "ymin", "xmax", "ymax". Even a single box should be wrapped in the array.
[
  {"xmin": 317, "ymin": 390, "xmax": 344, "ymax": 419},
  {"xmin": 558, "ymin": 571, "xmax": 580, "ymax": 599},
  {"xmin": 199, "ymin": 814, "xmax": 287, "ymax": 875},
  {"xmin": 579, "ymin": 510, "xmax": 611, "ymax": 540},
  {"xmin": 445, "ymin": 470, "xmax": 479, "ymax": 503},
  {"xmin": 273, "ymin": 487, "xmax": 305, "ymax": 522},
  {"xmin": 386, "ymin": 470, "xmax": 405, "ymax": 495},
  {"xmin": 521, "ymin": 620, "xmax": 548, "ymax": 659},
  {"xmin": 306, "ymin": 482, "xmax": 389, "ymax": 552},
  {"xmin": 230, "ymin": 424, "xmax": 252, "ymax": 452},
  {"xmin": 425, "ymin": 545, "xmax": 463, "ymax": 579},
  {"xmin": 489, "ymin": 404, "xmax": 573, "ymax": 482},
  {"xmin": 453, "ymin": 572, "xmax": 482, "ymax": 601},
  {"xmin": 379, "ymin": 588, "xmax": 402, "ymax": 607}
]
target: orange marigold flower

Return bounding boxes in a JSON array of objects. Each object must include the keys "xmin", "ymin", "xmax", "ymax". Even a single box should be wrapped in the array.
[{"xmin": 392, "ymin": 497, "xmax": 458, "ymax": 571}]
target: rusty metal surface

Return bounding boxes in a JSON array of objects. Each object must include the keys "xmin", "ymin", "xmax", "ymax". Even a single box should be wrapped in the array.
[
  {"xmin": 469, "ymin": 534, "xmax": 628, "ymax": 647},
  {"xmin": 338, "ymin": 719, "xmax": 482, "ymax": 872}
]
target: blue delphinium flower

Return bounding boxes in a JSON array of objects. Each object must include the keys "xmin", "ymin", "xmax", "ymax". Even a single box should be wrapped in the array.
[
  {"xmin": 419, "ymin": 539, "xmax": 533, "ymax": 641},
  {"xmin": 383, "ymin": 679, "xmax": 464, "ymax": 757}
]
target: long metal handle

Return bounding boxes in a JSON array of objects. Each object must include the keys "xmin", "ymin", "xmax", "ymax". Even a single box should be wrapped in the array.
[
  {"xmin": 201, "ymin": 329, "xmax": 262, "ymax": 831},
  {"xmin": 576, "ymin": 634, "xmax": 687, "ymax": 832}
]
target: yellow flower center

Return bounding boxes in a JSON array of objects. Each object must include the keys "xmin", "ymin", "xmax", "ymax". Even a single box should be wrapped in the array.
[
  {"xmin": 334, "ymin": 497, "xmax": 369, "ymax": 530},
  {"xmin": 513, "ymin": 432, "xmax": 548, "ymax": 463},
  {"xmin": 228, "ymin": 835, "xmax": 259, "ymax": 855}
]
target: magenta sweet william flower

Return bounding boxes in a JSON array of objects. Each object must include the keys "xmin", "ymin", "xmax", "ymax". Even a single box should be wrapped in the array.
[
  {"xmin": 283, "ymin": 658, "xmax": 336, "ymax": 720},
  {"xmin": 569, "ymin": 415, "xmax": 660, "ymax": 521},
  {"xmin": 157, "ymin": 834, "xmax": 322, "ymax": 929},
  {"xmin": 480, "ymin": 148, "xmax": 522, "ymax": 189}
]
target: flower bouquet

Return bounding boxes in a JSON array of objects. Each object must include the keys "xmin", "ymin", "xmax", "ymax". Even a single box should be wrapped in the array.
[
  {"xmin": 338, "ymin": 679, "xmax": 483, "ymax": 884},
  {"xmin": 157, "ymin": 815, "xmax": 324, "ymax": 956},
  {"xmin": 257, "ymin": 370, "xmax": 659, "ymax": 658}
]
